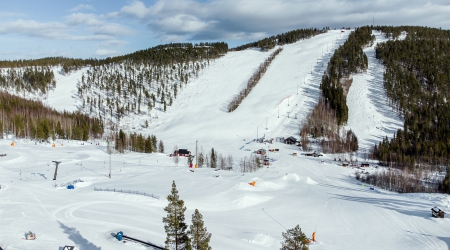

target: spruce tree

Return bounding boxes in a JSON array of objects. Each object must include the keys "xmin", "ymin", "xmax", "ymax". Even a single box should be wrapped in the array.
[
  {"xmin": 163, "ymin": 181, "xmax": 189, "ymax": 250},
  {"xmin": 188, "ymin": 209, "xmax": 212, "ymax": 250},
  {"xmin": 210, "ymin": 148, "xmax": 217, "ymax": 168},
  {"xmin": 280, "ymin": 225, "xmax": 309, "ymax": 250}
]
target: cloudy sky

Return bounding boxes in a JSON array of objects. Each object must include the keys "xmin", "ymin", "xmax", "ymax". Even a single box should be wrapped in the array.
[{"xmin": 1, "ymin": 0, "xmax": 449, "ymax": 60}]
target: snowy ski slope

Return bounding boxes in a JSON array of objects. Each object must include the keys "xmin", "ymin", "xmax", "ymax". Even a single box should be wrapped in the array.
[{"xmin": 1, "ymin": 30, "xmax": 449, "ymax": 250}]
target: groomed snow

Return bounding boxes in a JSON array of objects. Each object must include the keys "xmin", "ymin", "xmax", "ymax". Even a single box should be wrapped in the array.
[
  {"xmin": 1, "ymin": 139, "xmax": 449, "ymax": 250},
  {"xmin": 346, "ymin": 31, "xmax": 404, "ymax": 152}
]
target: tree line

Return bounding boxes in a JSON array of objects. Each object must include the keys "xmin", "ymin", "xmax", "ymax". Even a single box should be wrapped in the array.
[
  {"xmin": 356, "ymin": 166, "xmax": 445, "ymax": 193},
  {"xmin": 300, "ymin": 98, "xmax": 358, "ymax": 154},
  {"xmin": 0, "ymin": 42, "xmax": 228, "ymax": 74},
  {"xmin": 372, "ymin": 26, "xmax": 450, "ymax": 173},
  {"xmin": 228, "ymin": 48, "xmax": 283, "ymax": 112},
  {"xmin": 114, "ymin": 129, "xmax": 163, "ymax": 154},
  {"xmin": 0, "ymin": 91, "xmax": 103, "ymax": 141},
  {"xmin": 231, "ymin": 27, "xmax": 328, "ymax": 51}
]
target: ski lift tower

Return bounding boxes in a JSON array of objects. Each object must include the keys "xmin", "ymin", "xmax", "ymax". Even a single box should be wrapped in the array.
[{"xmin": 52, "ymin": 161, "xmax": 61, "ymax": 180}]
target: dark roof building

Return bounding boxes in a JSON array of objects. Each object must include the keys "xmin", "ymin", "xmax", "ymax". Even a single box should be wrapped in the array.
[{"xmin": 285, "ymin": 136, "xmax": 297, "ymax": 145}]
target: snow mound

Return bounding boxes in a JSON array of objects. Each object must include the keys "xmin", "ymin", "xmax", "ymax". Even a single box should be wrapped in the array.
[
  {"xmin": 246, "ymin": 233, "xmax": 279, "ymax": 248},
  {"xmin": 232, "ymin": 195, "xmax": 272, "ymax": 209},
  {"xmin": 306, "ymin": 177, "xmax": 318, "ymax": 185},
  {"xmin": 282, "ymin": 173, "xmax": 300, "ymax": 182},
  {"xmin": 257, "ymin": 181, "xmax": 284, "ymax": 190}
]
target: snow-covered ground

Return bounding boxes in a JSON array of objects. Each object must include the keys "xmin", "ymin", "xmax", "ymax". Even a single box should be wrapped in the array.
[
  {"xmin": 46, "ymin": 66, "xmax": 88, "ymax": 112},
  {"xmin": 1, "ymin": 139, "xmax": 449, "ymax": 250},
  {"xmin": 1, "ymin": 30, "xmax": 450, "ymax": 249},
  {"xmin": 346, "ymin": 31, "xmax": 404, "ymax": 153}
]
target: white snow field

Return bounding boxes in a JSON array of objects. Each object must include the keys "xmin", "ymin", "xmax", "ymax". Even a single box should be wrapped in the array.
[
  {"xmin": 346, "ymin": 30, "xmax": 404, "ymax": 152},
  {"xmin": 1, "ymin": 30, "xmax": 449, "ymax": 250},
  {"xmin": 46, "ymin": 66, "xmax": 89, "ymax": 113}
]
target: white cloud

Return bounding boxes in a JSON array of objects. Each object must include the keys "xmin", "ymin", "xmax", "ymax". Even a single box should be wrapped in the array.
[
  {"xmin": 119, "ymin": 1, "xmax": 149, "ymax": 19},
  {"xmin": 112, "ymin": 0, "xmax": 450, "ymax": 43},
  {"xmin": 152, "ymin": 14, "xmax": 213, "ymax": 33},
  {"xmin": 65, "ymin": 13, "xmax": 135, "ymax": 36},
  {"xmin": 70, "ymin": 4, "xmax": 95, "ymax": 12},
  {"xmin": 93, "ymin": 49, "xmax": 119, "ymax": 57},
  {"xmin": 0, "ymin": 19, "xmax": 67, "ymax": 39},
  {"xmin": 0, "ymin": 19, "xmax": 117, "ymax": 41}
]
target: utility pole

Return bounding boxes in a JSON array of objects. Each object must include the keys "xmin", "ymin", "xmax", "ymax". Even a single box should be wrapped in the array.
[
  {"xmin": 278, "ymin": 106, "xmax": 279, "ymax": 118},
  {"xmin": 196, "ymin": 140, "xmax": 198, "ymax": 168},
  {"xmin": 108, "ymin": 138, "xmax": 111, "ymax": 179},
  {"xmin": 52, "ymin": 161, "xmax": 61, "ymax": 180},
  {"xmin": 287, "ymin": 112, "xmax": 290, "ymax": 118},
  {"xmin": 257, "ymin": 127, "xmax": 259, "ymax": 143},
  {"xmin": 266, "ymin": 117, "xmax": 268, "ymax": 130}
]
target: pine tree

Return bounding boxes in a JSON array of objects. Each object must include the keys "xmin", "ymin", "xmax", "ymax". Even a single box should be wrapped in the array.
[
  {"xmin": 188, "ymin": 209, "xmax": 212, "ymax": 250},
  {"xmin": 159, "ymin": 140, "xmax": 165, "ymax": 153},
  {"xmin": 198, "ymin": 152, "xmax": 204, "ymax": 167},
  {"xmin": 280, "ymin": 225, "xmax": 309, "ymax": 250},
  {"xmin": 163, "ymin": 181, "xmax": 189, "ymax": 250},
  {"xmin": 210, "ymin": 148, "xmax": 217, "ymax": 168}
]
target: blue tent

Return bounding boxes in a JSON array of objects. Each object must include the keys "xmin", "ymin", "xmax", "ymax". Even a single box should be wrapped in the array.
[{"xmin": 67, "ymin": 185, "xmax": 74, "ymax": 189}]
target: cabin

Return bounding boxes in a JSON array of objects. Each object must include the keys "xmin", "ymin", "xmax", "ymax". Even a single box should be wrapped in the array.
[
  {"xmin": 361, "ymin": 162, "xmax": 370, "ymax": 167},
  {"xmin": 292, "ymin": 153, "xmax": 297, "ymax": 156},
  {"xmin": 257, "ymin": 149, "xmax": 266, "ymax": 155},
  {"xmin": 174, "ymin": 149, "xmax": 191, "ymax": 157},
  {"xmin": 431, "ymin": 206, "xmax": 445, "ymax": 218},
  {"xmin": 342, "ymin": 162, "xmax": 349, "ymax": 167},
  {"xmin": 285, "ymin": 136, "xmax": 297, "ymax": 145}
]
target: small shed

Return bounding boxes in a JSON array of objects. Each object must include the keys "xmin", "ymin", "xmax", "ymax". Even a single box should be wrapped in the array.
[
  {"xmin": 292, "ymin": 153, "xmax": 297, "ymax": 156},
  {"xmin": 174, "ymin": 149, "xmax": 191, "ymax": 157},
  {"xmin": 342, "ymin": 162, "xmax": 349, "ymax": 167},
  {"xmin": 431, "ymin": 206, "xmax": 445, "ymax": 218},
  {"xmin": 257, "ymin": 149, "xmax": 266, "ymax": 155},
  {"xmin": 285, "ymin": 136, "xmax": 297, "ymax": 145}
]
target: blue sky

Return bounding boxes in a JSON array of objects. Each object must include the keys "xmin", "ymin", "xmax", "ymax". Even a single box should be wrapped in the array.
[{"xmin": 1, "ymin": 0, "xmax": 449, "ymax": 60}]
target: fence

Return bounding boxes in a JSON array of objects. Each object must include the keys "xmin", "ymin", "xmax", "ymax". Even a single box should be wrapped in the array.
[{"xmin": 93, "ymin": 187, "xmax": 159, "ymax": 200}]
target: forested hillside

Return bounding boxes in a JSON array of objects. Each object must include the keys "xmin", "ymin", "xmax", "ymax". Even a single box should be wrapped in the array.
[
  {"xmin": 372, "ymin": 26, "xmax": 450, "ymax": 168},
  {"xmin": 0, "ymin": 91, "xmax": 103, "ymax": 140},
  {"xmin": 231, "ymin": 27, "xmax": 329, "ymax": 51},
  {"xmin": 0, "ymin": 66, "xmax": 56, "ymax": 95},
  {"xmin": 0, "ymin": 42, "xmax": 228, "ymax": 153}
]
